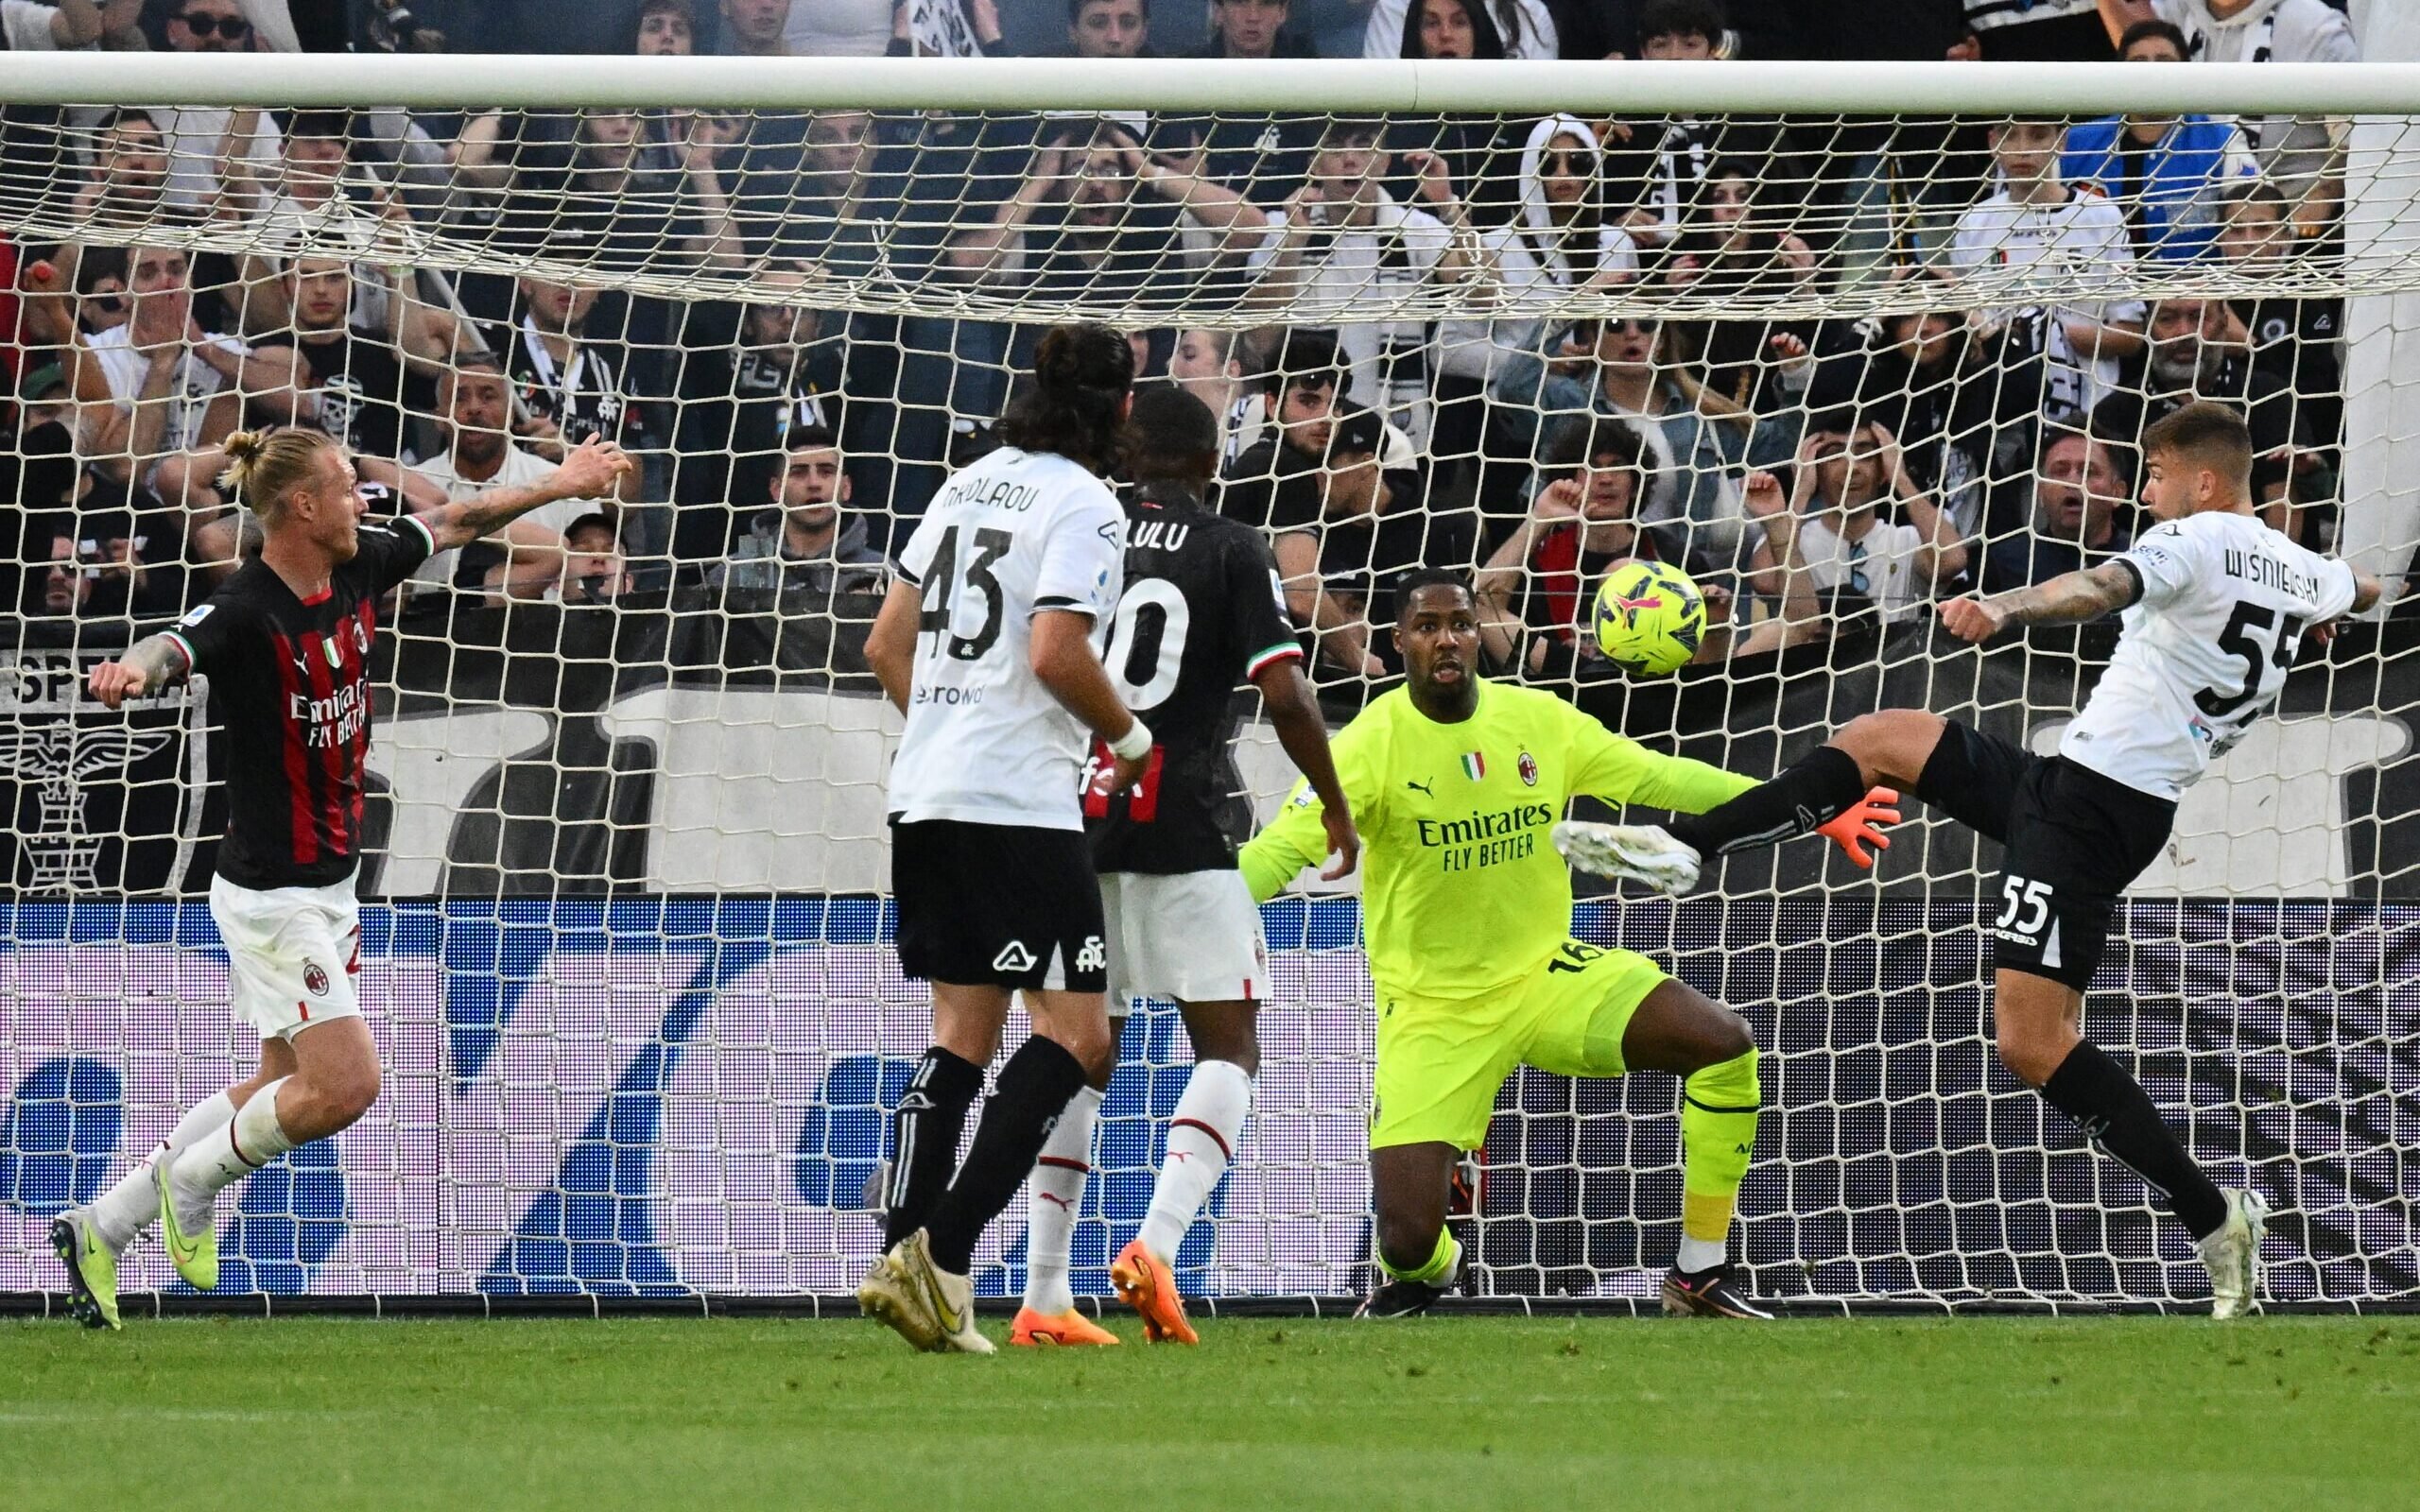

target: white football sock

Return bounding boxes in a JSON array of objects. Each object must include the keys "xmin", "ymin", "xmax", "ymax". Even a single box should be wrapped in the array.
[
  {"xmin": 1676, "ymin": 1235, "xmax": 1728, "ymax": 1273},
  {"xmin": 86, "ymin": 1091, "xmax": 236, "ymax": 1251},
  {"xmin": 1020, "ymin": 1085, "xmax": 1102, "ymax": 1316},
  {"xmin": 1137, "ymin": 1059, "xmax": 1253, "ymax": 1263},
  {"xmin": 169, "ymin": 1077, "xmax": 295, "ymax": 1230}
]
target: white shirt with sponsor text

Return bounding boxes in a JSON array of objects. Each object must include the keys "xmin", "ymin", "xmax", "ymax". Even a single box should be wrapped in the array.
[
  {"xmin": 2060, "ymin": 508, "xmax": 2358, "ymax": 800},
  {"xmin": 887, "ymin": 446, "xmax": 1125, "ymax": 831}
]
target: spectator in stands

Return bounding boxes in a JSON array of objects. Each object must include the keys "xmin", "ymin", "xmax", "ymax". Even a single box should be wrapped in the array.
[
  {"xmin": 1966, "ymin": 0, "xmax": 2108, "ymax": 59},
  {"xmin": 1167, "ymin": 326, "xmax": 1263, "ymax": 467},
  {"xmin": 1495, "ymin": 316, "xmax": 1772, "ymax": 576},
  {"xmin": 0, "ymin": 0, "xmax": 137, "ymax": 50},
  {"xmin": 2090, "ymin": 294, "xmax": 2307, "ymax": 525},
  {"xmin": 482, "ymin": 108, "xmax": 748, "ymax": 276},
  {"xmin": 707, "ymin": 426, "xmax": 887, "ymax": 597},
  {"xmin": 20, "ymin": 111, "xmax": 171, "ymax": 350},
  {"xmin": 64, "ymin": 244, "xmax": 261, "ymax": 513},
  {"xmin": 558, "ymin": 512, "xmax": 636, "ymax": 604},
  {"xmin": 635, "ymin": 0, "xmax": 695, "ymax": 51},
  {"xmin": 1067, "ymin": 0, "xmax": 1152, "ymax": 55},
  {"xmin": 2061, "ymin": 20, "xmax": 2256, "ymax": 262},
  {"xmin": 1222, "ymin": 328, "xmax": 1419, "ymax": 524},
  {"xmin": 2096, "ymin": 0, "xmax": 2360, "ymax": 237},
  {"xmin": 1476, "ymin": 416, "xmax": 1822, "ymax": 677},
  {"xmin": 1978, "ymin": 424, "xmax": 2132, "ymax": 592},
  {"xmin": 1361, "ymin": 0, "xmax": 1555, "ymax": 59},
  {"xmin": 1382, "ymin": 0, "xmax": 1528, "ymax": 224},
  {"xmin": 409, "ymin": 355, "xmax": 605, "ymax": 596},
  {"xmin": 1765, "ymin": 419, "xmax": 1968, "ymax": 627},
  {"xmin": 1946, "ymin": 113, "xmax": 2147, "ymax": 418},
  {"xmin": 1607, "ymin": 0, "xmax": 1804, "ymax": 255},
  {"xmin": 1806, "ymin": 275, "xmax": 1998, "ymax": 539},
  {"xmin": 149, "ymin": 0, "xmax": 283, "ymax": 211},
  {"xmin": 718, "ymin": 0, "xmax": 793, "ymax": 54},
  {"xmin": 947, "ymin": 118, "xmax": 1269, "ymax": 309},
  {"xmin": 27, "ymin": 493, "xmax": 188, "ymax": 622},
  {"xmin": 670, "ymin": 262, "xmax": 852, "ymax": 562},
  {"xmin": 246, "ymin": 256, "xmax": 437, "ymax": 467},
  {"xmin": 771, "ymin": 107, "xmax": 893, "ymax": 275},
  {"xmin": 1268, "ymin": 406, "xmax": 1475, "ymax": 676},
  {"xmin": 224, "ymin": 110, "xmax": 422, "ymax": 339},
  {"xmin": 785, "ymin": 0, "xmax": 894, "ymax": 56},
  {"xmin": 1197, "ymin": 0, "xmax": 1314, "ymax": 57},
  {"xmin": 1664, "ymin": 160, "xmax": 1821, "ymax": 420},
  {"xmin": 1250, "ymin": 118, "xmax": 1489, "ymax": 452},
  {"xmin": 2216, "ymin": 180, "xmax": 2342, "ymax": 446},
  {"xmin": 484, "ymin": 275, "xmax": 649, "ymax": 487},
  {"xmin": 1437, "ymin": 113, "xmax": 1636, "ymax": 510},
  {"xmin": 890, "ymin": 0, "xmax": 1005, "ymax": 55}
]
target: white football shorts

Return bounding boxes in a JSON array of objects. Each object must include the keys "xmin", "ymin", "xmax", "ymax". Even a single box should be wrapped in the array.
[
  {"xmin": 1099, "ymin": 868, "xmax": 1269, "ymax": 1009},
  {"xmin": 209, "ymin": 872, "xmax": 363, "ymax": 1040}
]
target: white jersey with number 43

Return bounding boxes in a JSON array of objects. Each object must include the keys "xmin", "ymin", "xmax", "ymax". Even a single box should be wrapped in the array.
[
  {"xmin": 887, "ymin": 445, "xmax": 1125, "ymax": 831},
  {"xmin": 2059, "ymin": 510, "xmax": 2359, "ymax": 800}
]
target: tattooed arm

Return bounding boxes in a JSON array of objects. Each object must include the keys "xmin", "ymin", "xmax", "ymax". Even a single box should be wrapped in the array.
[
  {"xmin": 87, "ymin": 632, "xmax": 193, "ymax": 709},
  {"xmin": 1938, "ymin": 560, "xmax": 2140, "ymax": 644},
  {"xmin": 411, "ymin": 436, "xmax": 633, "ymax": 554}
]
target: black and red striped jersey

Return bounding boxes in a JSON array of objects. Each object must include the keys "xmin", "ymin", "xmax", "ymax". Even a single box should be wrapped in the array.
[
  {"xmin": 1085, "ymin": 481, "xmax": 1304, "ymax": 876},
  {"xmin": 163, "ymin": 516, "xmax": 435, "ymax": 890}
]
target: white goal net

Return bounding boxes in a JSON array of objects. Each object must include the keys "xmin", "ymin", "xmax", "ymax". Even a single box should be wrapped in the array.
[{"xmin": 0, "ymin": 56, "xmax": 2413, "ymax": 1312}]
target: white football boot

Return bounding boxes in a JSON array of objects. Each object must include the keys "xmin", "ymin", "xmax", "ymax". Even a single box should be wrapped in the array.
[
  {"xmin": 2196, "ymin": 1189, "xmax": 2271, "ymax": 1320},
  {"xmin": 1552, "ymin": 822, "xmax": 1703, "ymax": 896}
]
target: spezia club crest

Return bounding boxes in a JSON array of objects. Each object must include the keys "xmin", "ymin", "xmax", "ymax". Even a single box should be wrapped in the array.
[{"xmin": 1518, "ymin": 751, "xmax": 1538, "ymax": 786}]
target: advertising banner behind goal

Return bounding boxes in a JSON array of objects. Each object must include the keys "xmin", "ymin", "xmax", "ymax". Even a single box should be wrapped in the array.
[{"xmin": 1, "ymin": 898, "xmax": 2412, "ymax": 1309}]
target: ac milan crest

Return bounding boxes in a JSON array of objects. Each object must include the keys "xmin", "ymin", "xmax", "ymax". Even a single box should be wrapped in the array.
[
  {"xmin": 1518, "ymin": 751, "xmax": 1538, "ymax": 786},
  {"xmin": 303, "ymin": 962, "xmax": 331, "ymax": 996}
]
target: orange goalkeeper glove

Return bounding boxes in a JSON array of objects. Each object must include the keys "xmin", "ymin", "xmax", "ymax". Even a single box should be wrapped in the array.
[{"xmin": 1816, "ymin": 787, "xmax": 1900, "ymax": 868}]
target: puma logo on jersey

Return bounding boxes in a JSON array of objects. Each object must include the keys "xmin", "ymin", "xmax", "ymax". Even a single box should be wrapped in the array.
[{"xmin": 1406, "ymin": 778, "xmax": 1434, "ymax": 798}]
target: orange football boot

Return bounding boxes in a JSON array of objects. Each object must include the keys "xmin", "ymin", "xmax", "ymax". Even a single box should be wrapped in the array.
[
  {"xmin": 1010, "ymin": 1305, "xmax": 1121, "ymax": 1347},
  {"xmin": 1109, "ymin": 1238, "xmax": 1199, "ymax": 1345}
]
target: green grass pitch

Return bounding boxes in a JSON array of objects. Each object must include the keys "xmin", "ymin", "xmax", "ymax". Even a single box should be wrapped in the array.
[{"xmin": 6, "ymin": 1314, "xmax": 2414, "ymax": 1510}]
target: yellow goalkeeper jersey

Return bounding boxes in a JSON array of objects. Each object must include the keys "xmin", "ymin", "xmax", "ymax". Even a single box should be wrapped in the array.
[{"xmin": 1239, "ymin": 679, "xmax": 1754, "ymax": 1004}]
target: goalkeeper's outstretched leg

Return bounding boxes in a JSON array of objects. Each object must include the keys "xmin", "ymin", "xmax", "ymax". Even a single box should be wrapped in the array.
[{"xmin": 1359, "ymin": 971, "xmax": 1770, "ymax": 1320}]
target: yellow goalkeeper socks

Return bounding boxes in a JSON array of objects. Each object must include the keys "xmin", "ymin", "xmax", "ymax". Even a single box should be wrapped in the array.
[
  {"xmin": 1378, "ymin": 1225, "xmax": 1461, "ymax": 1287},
  {"xmin": 1678, "ymin": 1047, "xmax": 1760, "ymax": 1271}
]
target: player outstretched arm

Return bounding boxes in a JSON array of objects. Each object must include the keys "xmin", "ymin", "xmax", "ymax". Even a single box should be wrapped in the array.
[
  {"xmin": 88, "ymin": 631, "xmax": 193, "ymax": 707},
  {"xmin": 1253, "ymin": 653, "xmax": 1359, "ymax": 880},
  {"xmin": 1939, "ymin": 560, "xmax": 2141, "ymax": 643},
  {"xmin": 411, "ymin": 434, "xmax": 633, "ymax": 554}
]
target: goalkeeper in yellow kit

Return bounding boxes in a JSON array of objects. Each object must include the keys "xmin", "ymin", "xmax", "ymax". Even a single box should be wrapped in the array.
[{"xmin": 1240, "ymin": 571, "xmax": 1894, "ymax": 1316}]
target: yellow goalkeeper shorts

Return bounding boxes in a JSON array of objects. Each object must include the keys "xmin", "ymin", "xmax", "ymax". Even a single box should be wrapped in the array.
[{"xmin": 1370, "ymin": 938, "xmax": 1668, "ymax": 1152}]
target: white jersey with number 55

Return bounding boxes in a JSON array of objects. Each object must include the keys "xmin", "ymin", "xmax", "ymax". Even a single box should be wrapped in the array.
[
  {"xmin": 887, "ymin": 445, "xmax": 1125, "ymax": 830},
  {"xmin": 2059, "ymin": 510, "xmax": 2358, "ymax": 800}
]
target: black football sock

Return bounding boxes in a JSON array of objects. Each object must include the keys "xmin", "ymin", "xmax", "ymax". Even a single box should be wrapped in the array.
[
  {"xmin": 1666, "ymin": 745, "xmax": 1868, "ymax": 859},
  {"xmin": 923, "ymin": 1036, "xmax": 1090, "ymax": 1275},
  {"xmin": 882, "ymin": 1047, "xmax": 983, "ymax": 1249},
  {"xmin": 2040, "ymin": 1040, "xmax": 2231, "ymax": 1240}
]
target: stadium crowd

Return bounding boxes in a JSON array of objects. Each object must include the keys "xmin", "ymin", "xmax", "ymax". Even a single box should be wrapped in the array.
[{"xmin": 0, "ymin": 0, "xmax": 2371, "ymax": 700}]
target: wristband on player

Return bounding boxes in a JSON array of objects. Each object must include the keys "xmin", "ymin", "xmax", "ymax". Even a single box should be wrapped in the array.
[{"xmin": 1107, "ymin": 720, "xmax": 1154, "ymax": 763}]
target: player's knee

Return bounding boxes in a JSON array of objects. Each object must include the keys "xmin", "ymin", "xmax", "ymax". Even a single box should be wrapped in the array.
[
  {"xmin": 1184, "ymin": 1014, "xmax": 1259, "ymax": 1074},
  {"xmin": 1834, "ymin": 711, "xmax": 1941, "ymax": 789},
  {"xmin": 1375, "ymin": 1211, "xmax": 1442, "ymax": 1274},
  {"xmin": 1994, "ymin": 1025, "xmax": 2062, "ymax": 1089},
  {"xmin": 1700, "ymin": 1009, "xmax": 1754, "ymax": 1067},
  {"xmin": 312, "ymin": 1057, "xmax": 381, "ymax": 1128}
]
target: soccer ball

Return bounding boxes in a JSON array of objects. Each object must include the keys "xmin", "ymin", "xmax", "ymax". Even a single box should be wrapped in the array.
[{"xmin": 1592, "ymin": 559, "xmax": 1707, "ymax": 677}]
